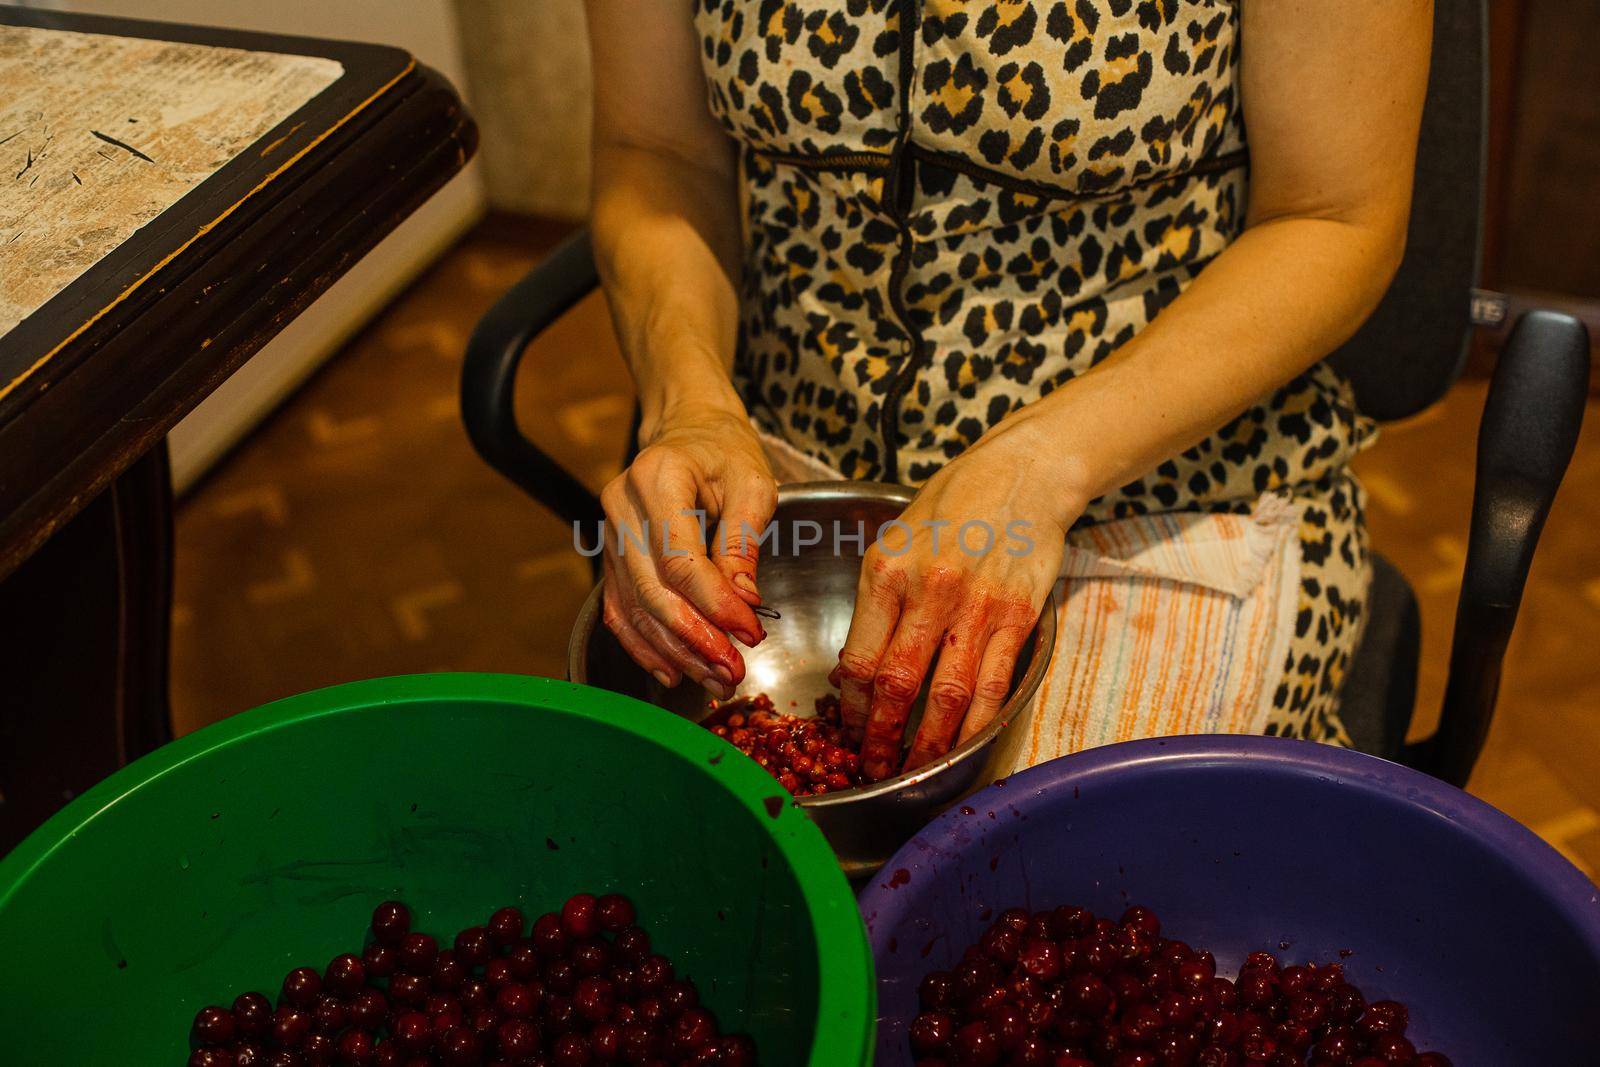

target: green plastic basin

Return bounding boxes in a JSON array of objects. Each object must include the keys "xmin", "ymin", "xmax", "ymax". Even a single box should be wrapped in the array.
[{"xmin": 0, "ymin": 674, "xmax": 874, "ymax": 1065}]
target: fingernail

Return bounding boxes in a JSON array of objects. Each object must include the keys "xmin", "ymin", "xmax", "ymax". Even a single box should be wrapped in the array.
[
  {"xmin": 712, "ymin": 664, "xmax": 734, "ymax": 685},
  {"xmin": 733, "ymin": 574, "xmax": 759, "ymax": 597},
  {"xmin": 733, "ymin": 629, "xmax": 760, "ymax": 647},
  {"xmin": 703, "ymin": 678, "xmax": 732, "ymax": 700},
  {"xmin": 651, "ymin": 669, "xmax": 673, "ymax": 688}
]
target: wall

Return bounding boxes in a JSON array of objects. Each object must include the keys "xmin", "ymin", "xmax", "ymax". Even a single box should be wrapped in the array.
[
  {"xmin": 451, "ymin": 0, "xmax": 592, "ymax": 220},
  {"xmin": 36, "ymin": 0, "xmax": 489, "ymax": 490}
]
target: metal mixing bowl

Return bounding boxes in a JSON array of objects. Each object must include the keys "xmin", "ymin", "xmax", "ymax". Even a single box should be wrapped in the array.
[{"xmin": 568, "ymin": 481, "xmax": 1057, "ymax": 877}]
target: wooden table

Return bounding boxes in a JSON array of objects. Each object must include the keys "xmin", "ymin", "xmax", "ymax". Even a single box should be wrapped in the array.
[{"xmin": 0, "ymin": 7, "xmax": 476, "ymax": 849}]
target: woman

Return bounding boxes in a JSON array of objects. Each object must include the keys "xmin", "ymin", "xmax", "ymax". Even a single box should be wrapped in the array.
[{"xmin": 585, "ymin": 0, "xmax": 1430, "ymax": 780}]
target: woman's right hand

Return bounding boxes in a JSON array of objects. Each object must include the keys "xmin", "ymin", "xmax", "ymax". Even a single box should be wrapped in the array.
[{"xmin": 600, "ymin": 407, "xmax": 776, "ymax": 698}]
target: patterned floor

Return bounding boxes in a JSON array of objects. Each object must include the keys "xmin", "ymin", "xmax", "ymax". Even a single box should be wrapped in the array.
[{"xmin": 172, "ymin": 219, "xmax": 1600, "ymax": 879}]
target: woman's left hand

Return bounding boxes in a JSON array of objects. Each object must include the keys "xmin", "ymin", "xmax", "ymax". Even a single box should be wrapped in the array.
[{"xmin": 831, "ymin": 413, "xmax": 1084, "ymax": 780}]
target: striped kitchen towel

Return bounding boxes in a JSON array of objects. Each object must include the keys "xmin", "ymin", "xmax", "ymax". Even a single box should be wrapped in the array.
[{"xmin": 996, "ymin": 493, "xmax": 1302, "ymax": 774}]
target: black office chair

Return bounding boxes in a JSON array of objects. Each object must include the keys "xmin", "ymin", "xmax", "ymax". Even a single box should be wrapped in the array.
[{"xmin": 460, "ymin": 1, "xmax": 1588, "ymax": 788}]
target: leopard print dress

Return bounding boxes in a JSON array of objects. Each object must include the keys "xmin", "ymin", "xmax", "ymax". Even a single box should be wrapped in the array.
[{"xmin": 692, "ymin": 0, "xmax": 1372, "ymax": 742}]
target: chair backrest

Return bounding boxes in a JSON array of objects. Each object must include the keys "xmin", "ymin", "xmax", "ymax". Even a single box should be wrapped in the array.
[{"xmin": 1327, "ymin": 0, "xmax": 1487, "ymax": 422}]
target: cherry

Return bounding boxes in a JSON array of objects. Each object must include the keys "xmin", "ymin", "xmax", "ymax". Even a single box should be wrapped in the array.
[
  {"xmin": 233, "ymin": 992, "xmax": 274, "ymax": 1037},
  {"xmin": 613, "ymin": 926, "xmax": 650, "ymax": 964},
  {"xmin": 468, "ymin": 1005, "xmax": 502, "ymax": 1037},
  {"xmin": 270, "ymin": 1005, "xmax": 312, "ymax": 1049},
  {"xmin": 551, "ymin": 1032, "xmax": 592, "ymax": 1067},
  {"xmin": 188, "ymin": 1049, "xmax": 237, "ymax": 1067},
  {"xmin": 362, "ymin": 943, "xmax": 398, "ymax": 980},
  {"xmin": 392, "ymin": 1011, "xmax": 432, "ymax": 1053},
  {"xmin": 671, "ymin": 1007, "xmax": 718, "ymax": 1053},
  {"xmin": 1414, "ymin": 1055, "xmax": 1453, "ymax": 1067},
  {"xmin": 719, "ymin": 1034, "xmax": 757, "ymax": 1067},
  {"xmin": 910, "ymin": 1012, "xmax": 954, "ymax": 1055},
  {"xmin": 388, "ymin": 973, "xmax": 431, "ymax": 1006},
  {"xmin": 311, "ymin": 993, "xmax": 347, "ymax": 1034},
  {"xmin": 575, "ymin": 976, "xmax": 617, "ymax": 1022},
  {"xmin": 336, "ymin": 1029, "xmax": 374, "ymax": 1064},
  {"xmin": 193, "ymin": 1005, "xmax": 237, "ymax": 1046},
  {"xmin": 497, "ymin": 1018, "xmax": 541, "ymax": 1059},
  {"xmin": 280, "ymin": 967, "xmax": 322, "ymax": 1009},
  {"xmin": 398, "ymin": 932, "xmax": 439, "ymax": 974},
  {"xmin": 545, "ymin": 994, "xmax": 578, "ymax": 1034},
  {"xmin": 589, "ymin": 1021, "xmax": 622, "ymax": 1061},
  {"xmin": 1370, "ymin": 1032, "xmax": 1418, "ymax": 1062},
  {"xmin": 507, "ymin": 941, "xmax": 541, "ymax": 980},
  {"xmin": 432, "ymin": 949, "xmax": 467, "ymax": 992},
  {"xmin": 1360, "ymin": 1000, "xmax": 1410, "ymax": 1038},
  {"xmin": 349, "ymin": 990, "xmax": 388, "ymax": 1031},
  {"xmin": 561, "ymin": 894, "xmax": 600, "ymax": 940},
  {"xmin": 458, "ymin": 977, "xmax": 491, "ymax": 1009},
  {"xmin": 488, "ymin": 906, "xmax": 525, "ymax": 947},
  {"xmin": 636, "ymin": 954, "xmax": 673, "ymax": 993},
  {"xmin": 454, "ymin": 926, "xmax": 494, "ymax": 967},
  {"xmin": 592, "ymin": 893, "xmax": 634, "ymax": 934},
  {"xmin": 371, "ymin": 901, "xmax": 411, "ymax": 946},
  {"xmin": 495, "ymin": 982, "xmax": 537, "ymax": 1019},
  {"xmin": 661, "ymin": 979, "xmax": 699, "ymax": 1018},
  {"xmin": 532, "ymin": 913, "xmax": 569, "ymax": 957},
  {"xmin": 233, "ymin": 1043, "xmax": 265, "ymax": 1067},
  {"xmin": 953, "ymin": 1020, "xmax": 1001, "ymax": 1067},
  {"xmin": 437, "ymin": 1027, "xmax": 483, "ymax": 1066},
  {"xmin": 1018, "ymin": 938, "xmax": 1062, "ymax": 982}
]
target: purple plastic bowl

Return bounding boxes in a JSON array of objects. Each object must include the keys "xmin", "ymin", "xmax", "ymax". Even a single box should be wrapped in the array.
[{"xmin": 859, "ymin": 735, "xmax": 1600, "ymax": 1065}]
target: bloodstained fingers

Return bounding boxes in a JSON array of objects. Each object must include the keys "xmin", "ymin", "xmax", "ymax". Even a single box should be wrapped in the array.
[
  {"xmin": 903, "ymin": 619, "xmax": 989, "ymax": 771},
  {"xmin": 710, "ymin": 476, "xmax": 777, "ymax": 606},
  {"xmin": 859, "ymin": 605, "xmax": 950, "ymax": 781},
  {"xmin": 604, "ymin": 553, "xmax": 734, "ymax": 698},
  {"xmin": 833, "ymin": 559, "xmax": 906, "ymax": 744},
  {"xmin": 956, "ymin": 621, "xmax": 1032, "ymax": 745},
  {"xmin": 645, "ymin": 492, "xmax": 766, "ymax": 649}
]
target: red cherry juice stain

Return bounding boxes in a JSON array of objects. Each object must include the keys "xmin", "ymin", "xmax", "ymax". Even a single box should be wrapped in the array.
[
  {"xmin": 989, "ymin": 855, "xmax": 1000, "ymax": 872},
  {"xmin": 1279, "ymin": 940, "xmax": 1292, "ymax": 951},
  {"xmin": 994, "ymin": 776, "xmax": 1008, "ymax": 787},
  {"xmin": 887, "ymin": 868, "xmax": 911, "ymax": 889},
  {"xmin": 1338, "ymin": 948, "xmax": 1354, "ymax": 959},
  {"xmin": 708, "ymin": 752, "xmax": 723, "ymax": 765},
  {"xmin": 960, "ymin": 805, "xmax": 975, "ymax": 815},
  {"xmin": 978, "ymin": 906, "xmax": 992, "ymax": 921},
  {"xmin": 1073, "ymin": 786, "xmax": 1080, "ymax": 799},
  {"xmin": 545, "ymin": 837, "xmax": 560, "ymax": 851},
  {"xmin": 888, "ymin": 937, "xmax": 898, "ymax": 952},
  {"xmin": 763, "ymin": 796, "xmax": 785, "ymax": 818}
]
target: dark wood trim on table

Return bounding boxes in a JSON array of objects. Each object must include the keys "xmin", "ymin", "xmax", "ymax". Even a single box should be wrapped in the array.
[{"xmin": 0, "ymin": 6, "xmax": 477, "ymax": 851}]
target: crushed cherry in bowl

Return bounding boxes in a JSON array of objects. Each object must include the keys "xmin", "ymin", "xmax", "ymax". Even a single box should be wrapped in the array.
[
  {"xmin": 908, "ymin": 903, "xmax": 1452, "ymax": 1067},
  {"xmin": 186, "ymin": 896, "xmax": 756, "ymax": 1066},
  {"xmin": 702, "ymin": 692, "xmax": 867, "ymax": 798}
]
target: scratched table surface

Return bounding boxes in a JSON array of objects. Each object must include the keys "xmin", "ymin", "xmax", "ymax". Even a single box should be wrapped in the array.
[
  {"xmin": 0, "ymin": 24, "xmax": 341, "ymax": 338},
  {"xmin": 0, "ymin": 5, "xmax": 475, "ymax": 576}
]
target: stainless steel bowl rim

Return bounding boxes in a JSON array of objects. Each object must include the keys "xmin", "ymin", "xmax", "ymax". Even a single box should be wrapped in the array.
[{"xmin": 568, "ymin": 481, "xmax": 1058, "ymax": 809}]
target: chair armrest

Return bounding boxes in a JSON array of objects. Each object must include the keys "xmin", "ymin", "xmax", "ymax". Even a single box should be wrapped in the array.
[
  {"xmin": 459, "ymin": 227, "xmax": 606, "ymax": 528},
  {"xmin": 1413, "ymin": 309, "xmax": 1590, "ymax": 785}
]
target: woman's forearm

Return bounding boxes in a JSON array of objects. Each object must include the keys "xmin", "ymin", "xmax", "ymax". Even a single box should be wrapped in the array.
[
  {"xmin": 590, "ymin": 139, "xmax": 747, "ymax": 440},
  {"xmin": 1017, "ymin": 212, "xmax": 1407, "ymax": 522}
]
